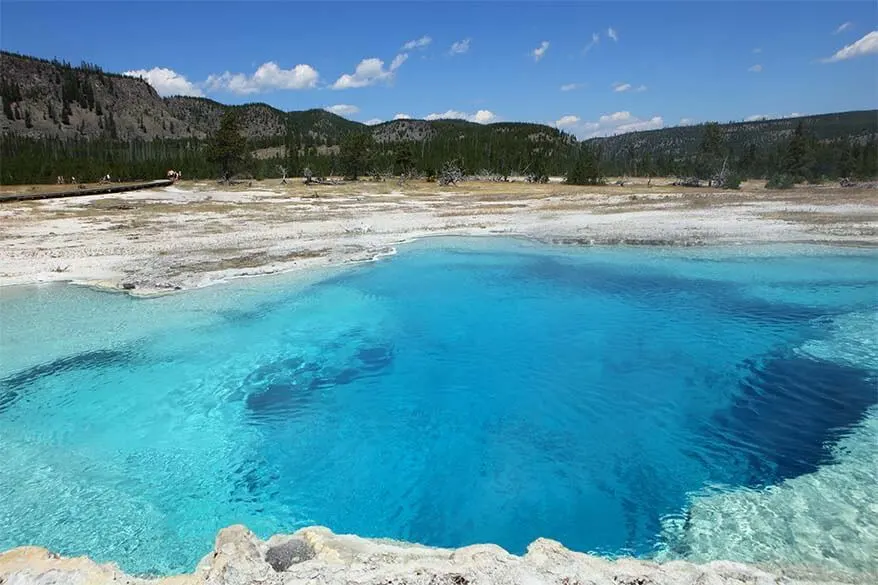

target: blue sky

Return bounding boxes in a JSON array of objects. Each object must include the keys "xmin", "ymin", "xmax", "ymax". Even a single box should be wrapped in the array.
[{"xmin": 2, "ymin": 1, "xmax": 876, "ymax": 137}]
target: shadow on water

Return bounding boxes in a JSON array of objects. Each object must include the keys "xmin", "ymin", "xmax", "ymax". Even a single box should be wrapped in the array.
[
  {"xmin": 701, "ymin": 350, "xmax": 877, "ymax": 486},
  {"xmin": 519, "ymin": 256, "xmax": 846, "ymax": 324},
  {"xmin": 241, "ymin": 341, "xmax": 394, "ymax": 422},
  {"xmin": 217, "ymin": 296, "xmax": 296, "ymax": 325},
  {"xmin": 0, "ymin": 349, "xmax": 133, "ymax": 413}
]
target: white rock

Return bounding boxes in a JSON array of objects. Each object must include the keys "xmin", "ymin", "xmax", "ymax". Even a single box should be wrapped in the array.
[{"xmin": 2, "ymin": 525, "xmax": 871, "ymax": 585}]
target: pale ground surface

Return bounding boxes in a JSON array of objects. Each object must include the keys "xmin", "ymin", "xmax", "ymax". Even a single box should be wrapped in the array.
[
  {"xmin": 0, "ymin": 525, "xmax": 868, "ymax": 585},
  {"xmin": 1, "ymin": 178, "xmax": 876, "ymax": 294},
  {"xmin": 1, "ymin": 179, "xmax": 877, "ymax": 584}
]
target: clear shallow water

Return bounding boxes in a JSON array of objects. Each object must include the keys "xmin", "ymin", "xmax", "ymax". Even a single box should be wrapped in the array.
[{"xmin": 1, "ymin": 239, "xmax": 876, "ymax": 576}]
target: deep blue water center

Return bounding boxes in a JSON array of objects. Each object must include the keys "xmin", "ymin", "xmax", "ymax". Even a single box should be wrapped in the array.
[{"xmin": 1, "ymin": 239, "xmax": 876, "ymax": 576}]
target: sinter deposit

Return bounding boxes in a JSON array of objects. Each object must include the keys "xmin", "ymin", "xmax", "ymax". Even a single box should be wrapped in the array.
[{"xmin": 0, "ymin": 525, "xmax": 867, "ymax": 585}]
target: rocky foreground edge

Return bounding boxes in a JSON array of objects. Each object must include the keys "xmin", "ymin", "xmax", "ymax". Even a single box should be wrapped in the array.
[{"xmin": 0, "ymin": 525, "xmax": 866, "ymax": 585}]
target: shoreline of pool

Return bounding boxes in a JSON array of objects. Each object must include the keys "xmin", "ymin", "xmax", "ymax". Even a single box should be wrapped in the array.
[
  {"xmin": 1, "ymin": 181, "xmax": 875, "ymax": 296},
  {"xmin": 1, "ymin": 523, "xmax": 874, "ymax": 585},
  {"xmin": 3, "ymin": 232, "xmax": 876, "ymax": 300}
]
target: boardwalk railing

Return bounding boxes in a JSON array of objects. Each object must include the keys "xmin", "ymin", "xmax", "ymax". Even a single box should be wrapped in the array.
[{"xmin": 0, "ymin": 180, "xmax": 174, "ymax": 203}]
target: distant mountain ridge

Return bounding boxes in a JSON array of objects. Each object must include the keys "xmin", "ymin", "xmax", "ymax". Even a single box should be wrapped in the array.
[
  {"xmin": 0, "ymin": 51, "xmax": 572, "ymax": 148},
  {"xmin": 2, "ymin": 50, "xmax": 875, "ymax": 153},
  {"xmin": 590, "ymin": 111, "xmax": 878, "ymax": 160}
]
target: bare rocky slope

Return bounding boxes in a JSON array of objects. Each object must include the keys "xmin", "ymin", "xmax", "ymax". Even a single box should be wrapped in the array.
[{"xmin": 1, "ymin": 51, "xmax": 197, "ymax": 141}]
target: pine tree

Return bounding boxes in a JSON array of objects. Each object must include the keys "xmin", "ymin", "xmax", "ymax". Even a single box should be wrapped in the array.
[
  {"xmin": 285, "ymin": 135, "xmax": 301, "ymax": 176},
  {"xmin": 106, "ymin": 111, "xmax": 117, "ymax": 139},
  {"xmin": 566, "ymin": 146, "xmax": 604, "ymax": 185},
  {"xmin": 782, "ymin": 121, "xmax": 816, "ymax": 182},
  {"xmin": 393, "ymin": 143, "xmax": 415, "ymax": 176},
  {"xmin": 855, "ymin": 137, "xmax": 878, "ymax": 179},
  {"xmin": 340, "ymin": 132, "xmax": 374, "ymax": 180},
  {"xmin": 207, "ymin": 111, "xmax": 249, "ymax": 180},
  {"xmin": 695, "ymin": 122, "xmax": 726, "ymax": 181}
]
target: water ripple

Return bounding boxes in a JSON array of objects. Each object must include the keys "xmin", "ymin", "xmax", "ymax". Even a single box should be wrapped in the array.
[{"xmin": 0, "ymin": 241, "xmax": 875, "ymax": 576}]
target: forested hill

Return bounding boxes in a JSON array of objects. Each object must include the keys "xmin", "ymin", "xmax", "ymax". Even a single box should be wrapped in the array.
[
  {"xmin": 1, "ymin": 50, "xmax": 876, "ymax": 184},
  {"xmin": 588, "ymin": 111, "xmax": 878, "ymax": 175},
  {"xmin": 0, "ymin": 51, "xmax": 571, "ymax": 146}
]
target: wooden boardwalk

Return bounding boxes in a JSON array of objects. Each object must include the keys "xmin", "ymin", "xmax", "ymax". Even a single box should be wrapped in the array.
[{"xmin": 0, "ymin": 180, "xmax": 174, "ymax": 203}]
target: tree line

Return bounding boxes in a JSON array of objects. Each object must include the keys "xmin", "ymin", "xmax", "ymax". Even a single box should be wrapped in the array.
[
  {"xmin": 596, "ymin": 122, "xmax": 877, "ymax": 186},
  {"xmin": 2, "ymin": 111, "xmax": 875, "ymax": 186}
]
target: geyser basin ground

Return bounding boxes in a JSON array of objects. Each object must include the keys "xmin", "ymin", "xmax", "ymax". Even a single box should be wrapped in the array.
[{"xmin": 1, "ymin": 238, "xmax": 876, "ymax": 577}]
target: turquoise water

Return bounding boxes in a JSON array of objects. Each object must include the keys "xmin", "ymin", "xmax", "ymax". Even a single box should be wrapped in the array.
[{"xmin": 1, "ymin": 238, "xmax": 876, "ymax": 576}]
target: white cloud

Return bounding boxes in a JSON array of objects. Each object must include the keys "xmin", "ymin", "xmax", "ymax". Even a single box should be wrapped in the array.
[
  {"xmin": 205, "ymin": 72, "xmax": 251, "ymax": 94},
  {"xmin": 748, "ymin": 64, "xmax": 763, "ymax": 72},
  {"xmin": 390, "ymin": 53, "xmax": 408, "ymax": 70},
  {"xmin": 554, "ymin": 115, "xmax": 581, "ymax": 128},
  {"xmin": 123, "ymin": 67, "xmax": 203, "ymax": 97},
  {"xmin": 425, "ymin": 110, "xmax": 465, "ymax": 121},
  {"xmin": 611, "ymin": 82, "xmax": 646, "ymax": 93},
  {"xmin": 393, "ymin": 113, "xmax": 412, "ymax": 120},
  {"xmin": 680, "ymin": 118, "xmax": 695, "ymax": 126},
  {"xmin": 532, "ymin": 41, "xmax": 550, "ymax": 61},
  {"xmin": 331, "ymin": 54, "xmax": 408, "ymax": 89},
  {"xmin": 471, "ymin": 110, "xmax": 497, "ymax": 124},
  {"xmin": 425, "ymin": 109, "xmax": 497, "ymax": 124},
  {"xmin": 583, "ymin": 32, "xmax": 600, "ymax": 53},
  {"xmin": 560, "ymin": 83, "xmax": 583, "ymax": 91},
  {"xmin": 363, "ymin": 118, "xmax": 383, "ymax": 126},
  {"xmin": 603, "ymin": 111, "xmax": 634, "ymax": 123},
  {"xmin": 403, "ymin": 35, "xmax": 432, "ymax": 50},
  {"xmin": 235, "ymin": 62, "xmax": 318, "ymax": 91},
  {"xmin": 753, "ymin": 47, "xmax": 762, "ymax": 54},
  {"xmin": 205, "ymin": 62, "xmax": 319, "ymax": 94},
  {"xmin": 450, "ymin": 38, "xmax": 471, "ymax": 55},
  {"xmin": 822, "ymin": 30, "xmax": 878, "ymax": 62},
  {"xmin": 615, "ymin": 115, "xmax": 663, "ymax": 134},
  {"xmin": 324, "ymin": 104, "xmax": 359, "ymax": 116},
  {"xmin": 560, "ymin": 110, "xmax": 663, "ymax": 139},
  {"xmin": 745, "ymin": 113, "xmax": 807, "ymax": 122},
  {"xmin": 607, "ymin": 27, "xmax": 618, "ymax": 42},
  {"xmin": 834, "ymin": 22, "xmax": 852, "ymax": 35}
]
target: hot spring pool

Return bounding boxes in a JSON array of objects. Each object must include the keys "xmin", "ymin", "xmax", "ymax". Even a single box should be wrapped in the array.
[{"xmin": 1, "ymin": 238, "xmax": 876, "ymax": 576}]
